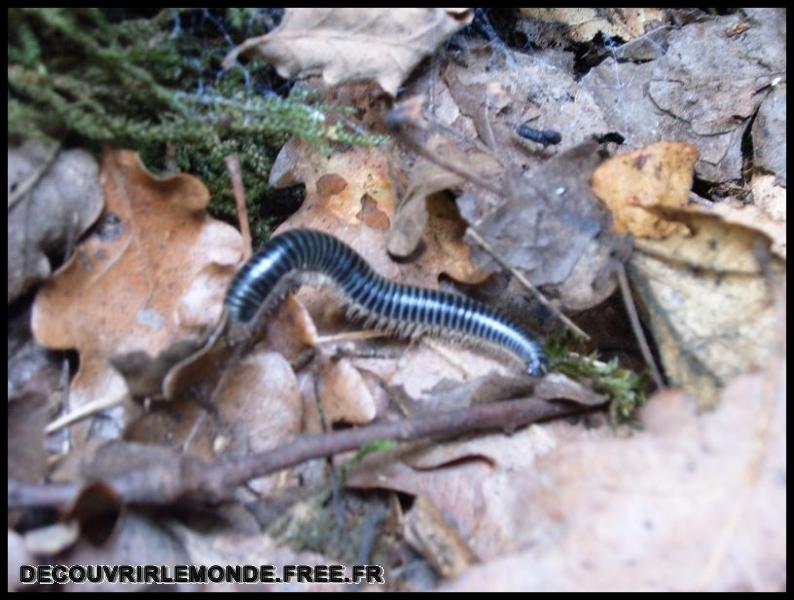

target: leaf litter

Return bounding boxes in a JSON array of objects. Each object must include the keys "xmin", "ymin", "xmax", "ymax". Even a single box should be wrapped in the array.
[{"xmin": 8, "ymin": 8, "xmax": 786, "ymax": 592}]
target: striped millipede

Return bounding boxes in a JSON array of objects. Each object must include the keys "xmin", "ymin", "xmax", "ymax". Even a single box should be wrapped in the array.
[{"xmin": 225, "ymin": 229, "xmax": 547, "ymax": 376}]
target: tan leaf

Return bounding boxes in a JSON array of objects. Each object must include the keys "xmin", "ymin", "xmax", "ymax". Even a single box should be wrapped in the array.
[
  {"xmin": 8, "ymin": 142, "xmax": 104, "ymax": 303},
  {"xmin": 705, "ymin": 175, "xmax": 786, "ymax": 258},
  {"xmin": 31, "ymin": 149, "xmax": 244, "ymax": 429},
  {"xmin": 214, "ymin": 352, "xmax": 303, "ymax": 495},
  {"xmin": 403, "ymin": 494, "xmax": 478, "ymax": 578},
  {"xmin": 520, "ymin": 8, "xmax": 669, "ymax": 43},
  {"xmin": 591, "ymin": 141, "xmax": 699, "ymax": 238},
  {"xmin": 270, "ymin": 134, "xmax": 483, "ymax": 289},
  {"xmin": 129, "ymin": 348, "xmax": 302, "ymax": 477},
  {"xmin": 225, "ymin": 8, "xmax": 472, "ymax": 95},
  {"xmin": 351, "ymin": 364, "xmax": 785, "ymax": 590},
  {"xmin": 631, "ymin": 207, "xmax": 784, "ymax": 407},
  {"xmin": 317, "ymin": 358, "xmax": 377, "ymax": 425}
]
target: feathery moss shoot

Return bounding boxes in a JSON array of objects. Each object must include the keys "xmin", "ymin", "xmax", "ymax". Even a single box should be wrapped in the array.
[{"xmin": 8, "ymin": 8, "xmax": 388, "ymax": 245}]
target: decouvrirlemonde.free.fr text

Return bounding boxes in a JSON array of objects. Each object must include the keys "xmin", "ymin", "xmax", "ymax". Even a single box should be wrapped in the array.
[{"xmin": 20, "ymin": 564, "xmax": 385, "ymax": 585}]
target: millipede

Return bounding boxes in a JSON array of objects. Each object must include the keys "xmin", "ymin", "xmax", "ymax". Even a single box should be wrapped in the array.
[{"xmin": 225, "ymin": 229, "xmax": 547, "ymax": 376}]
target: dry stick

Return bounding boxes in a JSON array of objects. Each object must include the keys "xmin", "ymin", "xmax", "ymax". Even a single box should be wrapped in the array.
[
  {"xmin": 465, "ymin": 228, "xmax": 590, "ymax": 341},
  {"xmin": 315, "ymin": 330, "xmax": 388, "ymax": 345},
  {"xmin": 614, "ymin": 261, "xmax": 664, "ymax": 389},
  {"xmin": 199, "ymin": 396, "xmax": 585, "ymax": 501},
  {"xmin": 9, "ymin": 396, "xmax": 587, "ymax": 510},
  {"xmin": 45, "ymin": 391, "xmax": 127, "ymax": 434},
  {"xmin": 225, "ymin": 153, "xmax": 252, "ymax": 258}
]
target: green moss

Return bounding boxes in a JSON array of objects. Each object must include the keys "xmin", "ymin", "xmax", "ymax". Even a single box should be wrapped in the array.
[
  {"xmin": 545, "ymin": 334, "xmax": 648, "ymax": 424},
  {"xmin": 8, "ymin": 8, "xmax": 388, "ymax": 246}
]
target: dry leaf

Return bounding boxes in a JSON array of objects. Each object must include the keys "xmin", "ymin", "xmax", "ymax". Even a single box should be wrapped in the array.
[
  {"xmin": 8, "ymin": 142, "xmax": 104, "ymax": 303},
  {"xmin": 129, "ymin": 349, "xmax": 302, "ymax": 476},
  {"xmin": 460, "ymin": 140, "xmax": 628, "ymax": 310},
  {"xmin": 752, "ymin": 84, "xmax": 786, "ymax": 186},
  {"xmin": 226, "ymin": 8, "xmax": 472, "ymax": 95},
  {"xmin": 387, "ymin": 134, "xmax": 497, "ymax": 260},
  {"xmin": 520, "ymin": 8, "xmax": 669, "ymax": 43},
  {"xmin": 591, "ymin": 141, "xmax": 699, "ymax": 238},
  {"xmin": 317, "ymin": 358, "xmax": 377, "ymax": 425},
  {"xmin": 581, "ymin": 9, "xmax": 785, "ymax": 183},
  {"xmin": 352, "ymin": 363, "xmax": 784, "ymax": 590},
  {"xmin": 269, "ymin": 131, "xmax": 485, "ymax": 289},
  {"xmin": 403, "ymin": 494, "xmax": 478, "ymax": 578},
  {"xmin": 8, "ymin": 393, "xmax": 50, "ymax": 484},
  {"xmin": 31, "ymin": 149, "xmax": 244, "ymax": 433},
  {"xmin": 442, "ymin": 40, "xmax": 607, "ymax": 162},
  {"xmin": 707, "ymin": 177, "xmax": 786, "ymax": 258},
  {"xmin": 214, "ymin": 352, "xmax": 303, "ymax": 495},
  {"xmin": 631, "ymin": 207, "xmax": 784, "ymax": 406}
]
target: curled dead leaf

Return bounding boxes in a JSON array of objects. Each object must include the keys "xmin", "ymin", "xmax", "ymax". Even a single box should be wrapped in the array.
[
  {"xmin": 31, "ymin": 149, "xmax": 244, "ymax": 428},
  {"xmin": 225, "ymin": 8, "xmax": 472, "ymax": 96},
  {"xmin": 591, "ymin": 141, "xmax": 699, "ymax": 238}
]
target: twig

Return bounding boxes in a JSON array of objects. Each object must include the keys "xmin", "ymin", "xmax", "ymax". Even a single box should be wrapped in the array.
[
  {"xmin": 421, "ymin": 338, "xmax": 478, "ymax": 378},
  {"xmin": 10, "ymin": 396, "xmax": 588, "ymax": 510},
  {"xmin": 312, "ymin": 363, "xmax": 346, "ymax": 528},
  {"xmin": 614, "ymin": 261, "xmax": 664, "ymax": 389},
  {"xmin": 225, "ymin": 153, "xmax": 252, "ymax": 258},
  {"xmin": 45, "ymin": 390, "xmax": 127, "ymax": 434},
  {"xmin": 315, "ymin": 330, "xmax": 388, "ymax": 344},
  {"xmin": 465, "ymin": 228, "xmax": 590, "ymax": 341}
]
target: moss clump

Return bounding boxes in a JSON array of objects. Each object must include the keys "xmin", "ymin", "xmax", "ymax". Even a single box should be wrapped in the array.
[
  {"xmin": 8, "ymin": 8, "xmax": 388, "ymax": 245},
  {"xmin": 545, "ymin": 335, "xmax": 648, "ymax": 424}
]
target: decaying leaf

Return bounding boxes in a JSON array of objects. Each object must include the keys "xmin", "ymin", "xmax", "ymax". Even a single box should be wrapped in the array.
[
  {"xmin": 31, "ymin": 149, "xmax": 244, "ymax": 434},
  {"xmin": 317, "ymin": 358, "xmax": 377, "ymax": 425},
  {"xmin": 8, "ymin": 141, "xmax": 104, "ymax": 304},
  {"xmin": 349, "ymin": 362, "xmax": 785, "ymax": 591},
  {"xmin": 129, "ymin": 348, "xmax": 303, "ymax": 482},
  {"xmin": 225, "ymin": 8, "xmax": 472, "ymax": 96},
  {"xmin": 581, "ymin": 9, "xmax": 785, "ymax": 183},
  {"xmin": 403, "ymin": 494, "xmax": 479, "ymax": 578},
  {"xmin": 441, "ymin": 40, "xmax": 608, "ymax": 163},
  {"xmin": 520, "ymin": 8, "xmax": 669, "ymax": 43},
  {"xmin": 387, "ymin": 136, "xmax": 477, "ymax": 258},
  {"xmin": 752, "ymin": 84, "xmax": 786, "ymax": 186},
  {"xmin": 8, "ymin": 392, "xmax": 51, "ymax": 484},
  {"xmin": 709, "ymin": 176, "xmax": 786, "ymax": 259},
  {"xmin": 460, "ymin": 140, "xmax": 628, "ymax": 310},
  {"xmin": 630, "ymin": 207, "xmax": 784, "ymax": 407},
  {"xmin": 213, "ymin": 352, "xmax": 303, "ymax": 495},
  {"xmin": 591, "ymin": 141, "xmax": 698, "ymax": 238},
  {"xmin": 270, "ymin": 132, "xmax": 485, "ymax": 290}
]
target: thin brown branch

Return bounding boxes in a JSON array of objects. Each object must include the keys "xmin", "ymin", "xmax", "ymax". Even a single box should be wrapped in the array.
[
  {"xmin": 465, "ymin": 228, "xmax": 591, "ymax": 341},
  {"xmin": 9, "ymin": 396, "xmax": 588, "ymax": 511},
  {"xmin": 225, "ymin": 153, "xmax": 252, "ymax": 258},
  {"xmin": 614, "ymin": 260, "xmax": 664, "ymax": 388}
]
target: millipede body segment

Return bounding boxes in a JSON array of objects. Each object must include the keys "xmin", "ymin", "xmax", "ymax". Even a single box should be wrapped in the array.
[{"xmin": 225, "ymin": 229, "xmax": 547, "ymax": 376}]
